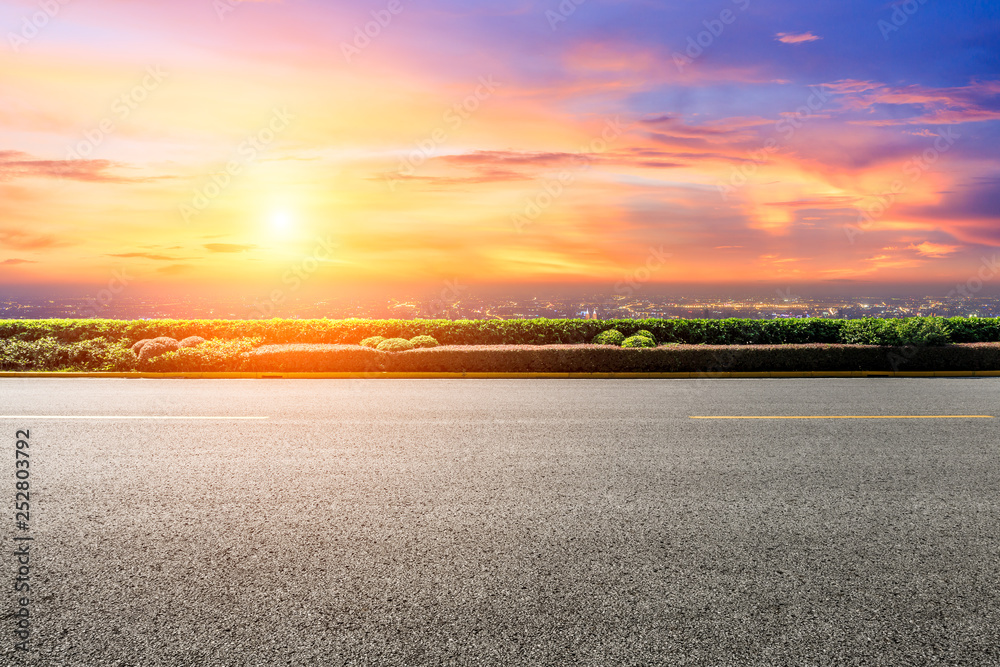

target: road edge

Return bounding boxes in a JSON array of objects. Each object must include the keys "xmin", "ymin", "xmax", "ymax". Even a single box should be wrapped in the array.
[{"xmin": 2, "ymin": 371, "xmax": 1000, "ymax": 379}]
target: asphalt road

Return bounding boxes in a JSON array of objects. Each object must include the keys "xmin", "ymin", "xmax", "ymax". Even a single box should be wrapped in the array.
[{"xmin": 2, "ymin": 378, "xmax": 999, "ymax": 666}]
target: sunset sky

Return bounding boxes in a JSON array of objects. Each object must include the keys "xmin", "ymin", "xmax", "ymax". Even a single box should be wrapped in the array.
[{"xmin": 0, "ymin": 0, "xmax": 998, "ymax": 301}]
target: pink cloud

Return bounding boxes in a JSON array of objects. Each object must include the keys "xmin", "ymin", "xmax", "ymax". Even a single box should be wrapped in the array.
[
  {"xmin": 827, "ymin": 79, "xmax": 1000, "ymax": 125},
  {"xmin": 776, "ymin": 32, "xmax": 822, "ymax": 44},
  {"xmin": 0, "ymin": 150, "xmax": 149, "ymax": 183}
]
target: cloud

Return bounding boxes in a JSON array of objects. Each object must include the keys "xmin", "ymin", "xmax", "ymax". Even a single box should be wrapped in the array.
[
  {"xmin": 392, "ymin": 170, "xmax": 530, "ymax": 186},
  {"xmin": 439, "ymin": 151, "xmax": 579, "ymax": 167},
  {"xmin": 828, "ymin": 79, "xmax": 1000, "ymax": 126},
  {"xmin": 203, "ymin": 243, "xmax": 257, "ymax": 253},
  {"xmin": 639, "ymin": 116, "xmax": 738, "ymax": 138},
  {"xmin": 908, "ymin": 241, "xmax": 961, "ymax": 258},
  {"xmin": 0, "ymin": 150, "xmax": 148, "ymax": 183},
  {"xmin": 0, "ymin": 258, "xmax": 37, "ymax": 265},
  {"xmin": 382, "ymin": 150, "xmax": 591, "ymax": 187},
  {"xmin": 387, "ymin": 146, "xmax": 704, "ymax": 187},
  {"xmin": 776, "ymin": 32, "xmax": 821, "ymax": 44},
  {"xmin": 108, "ymin": 252, "xmax": 181, "ymax": 261},
  {"xmin": 0, "ymin": 227, "xmax": 71, "ymax": 250},
  {"xmin": 898, "ymin": 176, "xmax": 1000, "ymax": 245}
]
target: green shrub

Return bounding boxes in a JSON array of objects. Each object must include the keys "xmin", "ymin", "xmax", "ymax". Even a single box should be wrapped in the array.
[
  {"xmin": 634, "ymin": 329, "xmax": 656, "ymax": 343},
  {"xmin": 946, "ymin": 317, "xmax": 1000, "ymax": 342},
  {"xmin": 840, "ymin": 317, "xmax": 952, "ymax": 347},
  {"xmin": 622, "ymin": 335, "xmax": 656, "ymax": 348},
  {"xmin": 899, "ymin": 317, "xmax": 952, "ymax": 346},
  {"xmin": 592, "ymin": 329, "xmax": 625, "ymax": 346},
  {"xmin": 0, "ymin": 336, "xmax": 136, "ymax": 372},
  {"xmin": 359, "ymin": 336, "xmax": 386, "ymax": 348},
  {"xmin": 409, "ymin": 335, "xmax": 440, "ymax": 348},
  {"xmin": 376, "ymin": 338, "xmax": 414, "ymax": 352},
  {"xmin": 840, "ymin": 319, "xmax": 892, "ymax": 345}
]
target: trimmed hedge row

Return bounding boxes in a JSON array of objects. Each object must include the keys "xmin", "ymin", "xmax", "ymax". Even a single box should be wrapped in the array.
[
  {"xmin": 141, "ymin": 338, "xmax": 262, "ymax": 372},
  {"xmin": 4, "ymin": 339, "xmax": 999, "ymax": 373},
  {"xmin": 2, "ymin": 317, "xmax": 1000, "ymax": 346},
  {"xmin": 240, "ymin": 343, "xmax": 1000, "ymax": 374}
]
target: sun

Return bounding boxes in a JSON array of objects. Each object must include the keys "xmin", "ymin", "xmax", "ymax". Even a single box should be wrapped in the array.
[{"xmin": 270, "ymin": 210, "xmax": 294, "ymax": 235}]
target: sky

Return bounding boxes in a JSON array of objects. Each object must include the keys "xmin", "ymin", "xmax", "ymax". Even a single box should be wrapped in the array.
[{"xmin": 0, "ymin": 0, "xmax": 998, "ymax": 302}]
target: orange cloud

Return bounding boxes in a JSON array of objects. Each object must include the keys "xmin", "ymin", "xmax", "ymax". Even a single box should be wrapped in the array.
[
  {"xmin": 108, "ymin": 252, "xmax": 186, "ymax": 261},
  {"xmin": 908, "ymin": 242, "xmax": 961, "ymax": 258},
  {"xmin": 0, "ymin": 227, "xmax": 72, "ymax": 250},
  {"xmin": 204, "ymin": 244, "xmax": 258, "ymax": 253}
]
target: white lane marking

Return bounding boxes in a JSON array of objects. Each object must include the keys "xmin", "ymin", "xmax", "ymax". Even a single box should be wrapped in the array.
[{"xmin": 0, "ymin": 416, "xmax": 269, "ymax": 420}]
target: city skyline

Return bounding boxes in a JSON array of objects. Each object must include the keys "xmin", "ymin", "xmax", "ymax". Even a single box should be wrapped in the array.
[
  {"xmin": 5, "ymin": 289, "xmax": 1000, "ymax": 322},
  {"xmin": 0, "ymin": 2, "xmax": 998, "ymax": 299}
]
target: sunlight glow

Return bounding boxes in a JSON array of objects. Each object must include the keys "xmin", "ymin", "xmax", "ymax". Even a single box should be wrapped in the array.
[{"xmin": 270, "ymin": 210, "xmax": 294, "ymax": 235}]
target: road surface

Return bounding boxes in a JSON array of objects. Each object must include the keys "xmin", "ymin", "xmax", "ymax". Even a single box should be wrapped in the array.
[{"xmin": 2, "ymin": 378, "xmax": 999, "ymax": 665}]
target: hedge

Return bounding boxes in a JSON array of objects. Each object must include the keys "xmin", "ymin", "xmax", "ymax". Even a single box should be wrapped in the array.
[
  {"xmin": 0, "ymin": 337, "xmax": 135, "ymax": 372},
  {"xmin": 4, "ymin": 339, "xmax": 1000, "ymax": 373},
  {"xmin": 140, "ymin": 338, "xmax": 262, "ymax": 372},
  {"xmin": 243, "ymin": 343, "xmax": 1000, "ymax": 373},
  {"xmin": 2, "ymin": 317, "xmax": 999, "ymax": 346}
]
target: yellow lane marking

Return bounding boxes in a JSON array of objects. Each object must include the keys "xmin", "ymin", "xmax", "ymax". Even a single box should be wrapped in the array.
[{"xmin": 690, "ymin": 415, "xmax": 994, "ymax": 420}]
